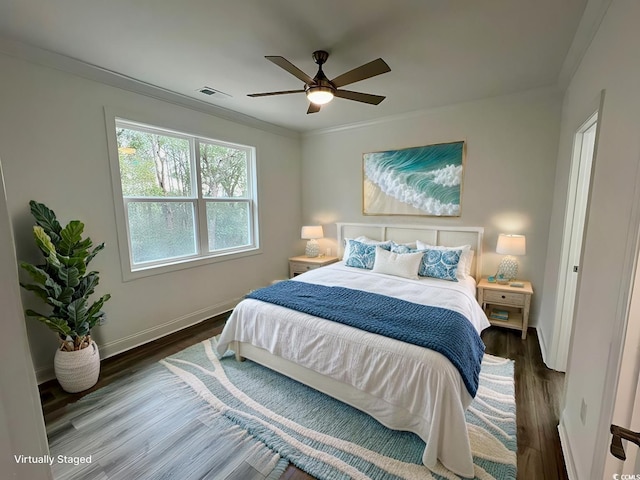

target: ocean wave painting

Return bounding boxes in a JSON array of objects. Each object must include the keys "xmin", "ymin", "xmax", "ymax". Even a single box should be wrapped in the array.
[{"xmin": 363, "ymin": 141, "xmax": 464, "ymax": 216}]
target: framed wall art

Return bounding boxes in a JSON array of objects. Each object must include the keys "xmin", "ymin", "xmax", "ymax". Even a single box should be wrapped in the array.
[{"xmin": 363, "ymin": 140, "xmax": 465, "ymax": 217}]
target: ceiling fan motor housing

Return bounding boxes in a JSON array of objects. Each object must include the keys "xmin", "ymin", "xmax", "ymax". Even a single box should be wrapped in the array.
[{"xmin": 312, "ymin": 50, "xmax": 330, "ymax": 66}]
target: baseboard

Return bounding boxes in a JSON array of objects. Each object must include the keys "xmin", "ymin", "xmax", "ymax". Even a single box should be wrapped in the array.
[
  {"xmin": 558, "ymin": 417, "xmax": 578, "ymax": 480},
  {"xmin": 35, "ymin": 297, "xmax": 240, "ymax": 384}
]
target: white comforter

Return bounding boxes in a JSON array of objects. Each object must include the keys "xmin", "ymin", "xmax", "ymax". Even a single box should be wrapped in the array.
[{"xmin": 217, "ymin": 262, "xmax": 490, "ymax": 476}]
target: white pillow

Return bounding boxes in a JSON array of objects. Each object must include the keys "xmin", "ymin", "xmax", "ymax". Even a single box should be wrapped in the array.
[
  {"xmin": 343, "ymin": 236, "xmax": 387, "ymax": 259},
  {"xmin": 416, "ymin": 241, "xmax": 473, "ymax": 278},
  {"xmin": 372, "ymin": 246, "xmax": 423, "ymax": 280}
]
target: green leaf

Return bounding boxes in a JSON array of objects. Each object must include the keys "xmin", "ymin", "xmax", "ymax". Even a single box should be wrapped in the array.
[
  {"xmin": 20, "ymin": 283, "xmax": 50, "ymax": 302},
  {"xmin": 87, "ymin": 294, "xmax": 111, "ymax": 319},
  {"xmin": 58, "ymin": 266, "xmax": 80, "ymax": 288},
  {"xmin": 57, "ymin": 287, "xmax": 74, "ymax": 305},
  {"xmin": 87, "ymin": 312, "xmax": 104, "ymax": 330},
  {"xmin": 74, "ymin": 272, "xmax": 99, "ymax": 299},
  {"xmin": 67, "ymin": 298, "xmax": 88, "ymax": 327},
  {"xmin": 25, "ymin": 310, "xmax": 72, "ymax": 337},
  {"xmin": 58, "ymin": 255, "xmax": 87, "ymax": 276},
  {"xmin": 76, "ymin": 321, "xmax": 90, "ymax": 337},
  {"xmin": 33, "ymin": 226, "xmax": 56, "ymax": 257},
  {"xmin": 44, "ymin": 275, "xmax": 62, "ymax": 298},
  {"xmin": 29, "ymin": 201, "xmax": 62, "ymax": 242},
  {"xmin": 58, "ymin": 220, "xmax": 84, "ymax": 256},
  {"xmin": 86, "ymin": 243, "xmax": 105, "ymax": 265},
  {"xmin": 44, "ymin": 250, "xmax": 62, "ymax": 272},
  {"xmin": 47, "ymin": 297, "xmax": 67, "ymax": 309},
  {"xmin": 73, "ymin": 237, "xmax": 93, "ymax": 255},
  {"xmin": 20, "ymin": 262, "xmax": 49, "ymax": 285}
]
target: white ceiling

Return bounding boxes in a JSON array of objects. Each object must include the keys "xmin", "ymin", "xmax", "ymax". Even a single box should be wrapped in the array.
[{"xmin": 0, "ymin": 0, "xmax": 588, "ymax": 133}]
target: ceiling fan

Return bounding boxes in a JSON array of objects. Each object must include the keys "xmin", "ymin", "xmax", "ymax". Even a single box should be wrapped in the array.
[{"xmin": 247, "ymin": 50, "xmax": 391, "ymax": 114}]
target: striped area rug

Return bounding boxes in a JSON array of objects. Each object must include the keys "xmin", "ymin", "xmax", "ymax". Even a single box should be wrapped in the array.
[{"xmin": 47, "ymin": 338, "xmax": 516, "ymax": 480}]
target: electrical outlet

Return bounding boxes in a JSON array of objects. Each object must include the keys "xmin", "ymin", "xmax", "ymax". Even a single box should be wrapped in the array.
[
  {"xmin": 98, "ymin": 314, "xmax": 107, "ymax": 326},
  {"xmin": 580, "ymin": 398, "xmax": 587, "ymax": 425}
]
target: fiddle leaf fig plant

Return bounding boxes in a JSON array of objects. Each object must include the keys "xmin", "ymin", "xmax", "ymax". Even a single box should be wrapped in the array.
[{"xmin": 20, "ymin": 201, "xmax": 111, "ymax": 352}]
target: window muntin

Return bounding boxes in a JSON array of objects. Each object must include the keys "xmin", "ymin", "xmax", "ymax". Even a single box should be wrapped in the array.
[{"xmin": 115, "ymin": 119, "xmax": 257, "ymax": 271}]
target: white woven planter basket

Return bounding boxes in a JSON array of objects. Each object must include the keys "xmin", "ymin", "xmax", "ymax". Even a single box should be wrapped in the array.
[{"xmin": 54, "ymin": 341, "xmax": 100, "ymax": 393}]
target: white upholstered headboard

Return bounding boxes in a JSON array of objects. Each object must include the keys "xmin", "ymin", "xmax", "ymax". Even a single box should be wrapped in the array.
[{"xmin": 336, "ymin": 223, "xmax": 484, "ymax": 279}]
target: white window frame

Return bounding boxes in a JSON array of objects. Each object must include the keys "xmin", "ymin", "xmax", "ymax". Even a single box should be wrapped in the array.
[{"xmin": 105, "ymin": 109, "xmax": 260, "ymax": 281}]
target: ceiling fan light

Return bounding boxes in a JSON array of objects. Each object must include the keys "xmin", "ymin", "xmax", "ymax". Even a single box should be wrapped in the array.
[{"xmin": 306, "ymin": 87, "xmax": 334, "ymax": 105}]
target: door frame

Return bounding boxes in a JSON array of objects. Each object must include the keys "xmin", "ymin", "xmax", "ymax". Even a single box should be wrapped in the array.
[{"xmin": 549, "ymin": 104, "xmax": 601, "ymax": 372}]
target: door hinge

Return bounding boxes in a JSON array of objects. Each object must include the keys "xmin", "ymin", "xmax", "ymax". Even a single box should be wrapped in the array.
[{"xmin": 610, "ymin": 424, "xmax": 640, "ymax": 460}]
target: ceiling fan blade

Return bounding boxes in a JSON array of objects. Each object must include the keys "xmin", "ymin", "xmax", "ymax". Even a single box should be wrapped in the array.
[
  {"xmin": 266, "ymin": 56, "xmax": 315, "ymax": 85},
  {"xmin": 307, "ymin": 103, "xmax": 321, "ymax": 114},
  {"xmin": 330, "ymin": 58, "xmax": 390, "ymax": 88},
  {"xmin": 247, "ymin": 89, "xmax": 305, "ymax": 98},
  {"xmin": 334, "ymin": 89, "xmax": 386, "ymax": 105}
]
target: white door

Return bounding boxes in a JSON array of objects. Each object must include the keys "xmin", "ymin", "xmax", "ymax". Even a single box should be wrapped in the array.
[
  {"xmin": 604, "ymin": 256, "xmax": 640, "ymax": 477},
  {"xmin": 549, "ymin": 111, "xmax": 599, "ymax": 372}
]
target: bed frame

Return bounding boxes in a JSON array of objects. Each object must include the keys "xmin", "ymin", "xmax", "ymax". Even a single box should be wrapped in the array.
[{"xmin": 231, "ymin": 223, "xmax": 485, "ymax": 475}]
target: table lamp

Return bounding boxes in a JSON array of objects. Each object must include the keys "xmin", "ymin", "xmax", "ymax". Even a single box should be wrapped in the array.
[
  {"xmin": 496, "ymin": 234, "xmax": 526, "ymax": 283},
  {"xmin": 301, "ymin": 225, "xmax": 323, "ymax": 257}
]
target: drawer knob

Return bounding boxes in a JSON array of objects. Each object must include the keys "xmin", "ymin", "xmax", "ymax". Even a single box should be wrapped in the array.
[{"xmin": 501, "ymin": 295, "xmax": 506, "ymax": 299}]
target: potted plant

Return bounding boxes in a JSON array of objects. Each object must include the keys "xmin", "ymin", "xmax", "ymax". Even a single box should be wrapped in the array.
[{"xmin": 20, "ymin": 201, "xmax": 111, "ymax": 393}]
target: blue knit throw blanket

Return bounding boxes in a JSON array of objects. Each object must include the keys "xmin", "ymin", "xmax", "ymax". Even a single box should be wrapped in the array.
[{"xmin": 246, "ymin": 280, "xmax": 485, "ymax": 397}]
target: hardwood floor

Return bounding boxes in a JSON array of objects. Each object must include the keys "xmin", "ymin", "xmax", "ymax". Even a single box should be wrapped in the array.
[
  {"xmin": 482, "ymin": 327, "xmax": 568, "ymax": 480},
  {"xmin": 40, "ymin": 314, "xmax": 230, "ymax": 421},
  {"xmin": 40, "ymin": 318, "xmax": 567, "ymax": 480}
]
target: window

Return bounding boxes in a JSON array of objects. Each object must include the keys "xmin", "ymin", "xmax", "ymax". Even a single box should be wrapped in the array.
[{"xmin": 112, "ymin": 118, "xmax": 258, "ymax": 276}]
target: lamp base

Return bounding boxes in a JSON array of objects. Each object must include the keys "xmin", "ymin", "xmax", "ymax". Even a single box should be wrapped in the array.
[
  {"xmin": 497, "ymin": 255, "xmax": 519, "ymax": 281},
  {"xmin": 305, "ymin": 239, "xmax": 320, "ymax": 258}
]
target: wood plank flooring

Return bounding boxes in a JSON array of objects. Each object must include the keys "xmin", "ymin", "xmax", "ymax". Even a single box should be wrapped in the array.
[
  {"xmin": 482, "ymin": 327, "xmax": 568, "ymax": 480},
  {"xmin": 40, "ymin": 317, "xmax": 567, "ymax": 480}
]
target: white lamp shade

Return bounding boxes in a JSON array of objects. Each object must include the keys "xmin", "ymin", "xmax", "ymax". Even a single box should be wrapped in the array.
[
  {"xmin": 496, "ymin": 234, "xmax": 526, "ymax": 256},
  {"xmin": 301, "ymin": 225, "xmax": 324, "ymax": 240}
]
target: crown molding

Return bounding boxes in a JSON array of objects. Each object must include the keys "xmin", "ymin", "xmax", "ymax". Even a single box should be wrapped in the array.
[
  {"xmin": 557, "ymin": 0, "xmax": 613, "ymax": 91},
  {"xmin": 0, "ymin": 35, "xmax": 299, "ymax": 140},
  {"xmin": 303, "ymin": 84, "xmax": 561, "ymax": 138}
]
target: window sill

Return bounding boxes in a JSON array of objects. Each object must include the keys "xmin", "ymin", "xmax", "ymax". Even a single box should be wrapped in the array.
[{"xmin": 122, "ymin": 247, "xmax": 262, "ymax": 282}]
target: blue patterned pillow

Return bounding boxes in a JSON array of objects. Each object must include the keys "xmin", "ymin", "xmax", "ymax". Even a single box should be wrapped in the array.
[
  {"xmin": 345, "ymin": 239, "xmax": 391, "ymax": 269},
  {"xmin": 389, "ymin": 241, "xmax": 414, "ymax": 254},
  {"xmin": 418, "ymin": 248, "xmax": 462, "ymax": 281}
]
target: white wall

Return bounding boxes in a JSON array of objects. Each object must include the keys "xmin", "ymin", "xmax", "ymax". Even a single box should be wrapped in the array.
[
  {"xmin": 541, "ymin": 0, "xmax": 640, "ymax": 477},
  {"xmin": 301, "ymin": 87, "xmax": 562, "ymax": 326},
  {"xmin": 0, "ymin": 52, "xmax": 302, "ymax": 382},
  {"xmin": 0, "ymin": 159, "xmax": 52, "ymax": 479}
]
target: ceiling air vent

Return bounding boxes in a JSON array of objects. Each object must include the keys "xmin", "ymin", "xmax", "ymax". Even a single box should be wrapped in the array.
[{"xmin": 197, "ymin": 86, "xmax": 231, "ymax": 98}]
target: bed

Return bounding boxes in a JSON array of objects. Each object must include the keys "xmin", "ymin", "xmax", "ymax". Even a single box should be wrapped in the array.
[{"xmin": 216, "ymin": 223, "xmax": 490, "ymax": 477}]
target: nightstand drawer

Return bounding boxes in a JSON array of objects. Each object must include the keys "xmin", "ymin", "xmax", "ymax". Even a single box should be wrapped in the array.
[
  {"xmin": 288, "ymin": 256, "xmax": 339, "ymax": 278},
  {"xmin": 483, "ymin": 290, "xmax": 525, "ymax": 306},
  {"xmin": 290, "ymin": 262, "xmax": 317, "ymax": 274}
]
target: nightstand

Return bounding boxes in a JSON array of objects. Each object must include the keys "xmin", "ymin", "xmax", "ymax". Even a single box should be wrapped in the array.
[
  {"xmin": 477, "ymin": 278, "xmax": 533, "ymax": 339},
  {"xmin": 288, "ymin": 255, "xmax": 339, "ymax": 278}
]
